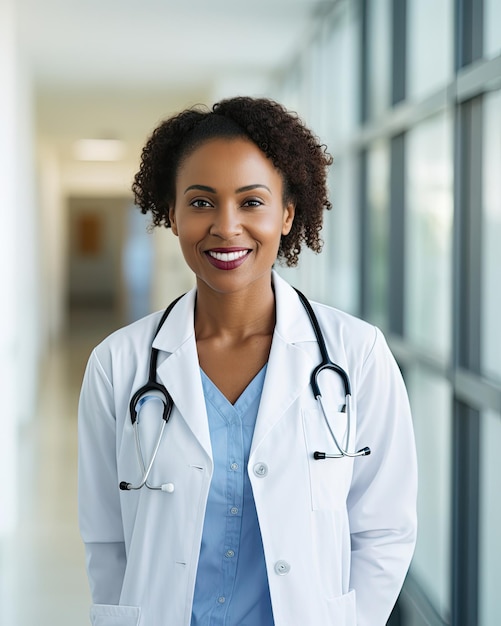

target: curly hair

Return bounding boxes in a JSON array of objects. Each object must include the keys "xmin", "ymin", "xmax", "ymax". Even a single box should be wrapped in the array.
[{"xmin": 132, "ymin": 96, "xmax": 332, "ymax": 267}]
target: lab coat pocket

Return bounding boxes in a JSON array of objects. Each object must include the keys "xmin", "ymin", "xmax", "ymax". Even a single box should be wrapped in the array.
[
  {"xmin": 90, "ymin": 604, "xmax": 141, "ymax": 626},
  {"xmin": 302, "ymin": 409, "xmax": 352, "ymax": 511},
  {"xmin": 326, "ymin": 589, "xmax": 357, "ymax": 624}
]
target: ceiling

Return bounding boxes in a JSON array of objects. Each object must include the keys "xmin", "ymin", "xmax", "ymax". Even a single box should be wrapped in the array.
[{"xmin": 17, "ymin": 0, "xmax": 333, "ymax": 165}]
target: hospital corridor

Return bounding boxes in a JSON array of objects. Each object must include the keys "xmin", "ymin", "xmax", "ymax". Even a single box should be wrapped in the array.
[
  {"xmin": 1, "ymin": 0, "xmax": 501, "ymax": 624},
  {"xmin": 0, "ymin": 308, "xmax": 120, "ymax": 625}
]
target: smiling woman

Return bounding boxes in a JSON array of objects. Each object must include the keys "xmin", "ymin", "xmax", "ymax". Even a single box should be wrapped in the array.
[{"xmin": 78, "ymin": 96, "xmax": 417, "ymax": 626}]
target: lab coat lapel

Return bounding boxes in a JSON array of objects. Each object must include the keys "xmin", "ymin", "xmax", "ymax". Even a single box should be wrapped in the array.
[
  {"xmin": 152, "ymin": 289, "xmax": 212, "ymax": 460},
  {"xmin": 150, "ymin": 274, "xmax": 317, "ymax": 459},
  {"xmin": 251, "ymin": 272, "xmax": 317, "ymax": 454}
]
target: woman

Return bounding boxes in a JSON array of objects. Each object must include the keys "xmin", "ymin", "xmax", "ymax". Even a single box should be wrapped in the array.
[{"xmin": 78, "ymin": 97, "xmax": 417, "ymax": 626}]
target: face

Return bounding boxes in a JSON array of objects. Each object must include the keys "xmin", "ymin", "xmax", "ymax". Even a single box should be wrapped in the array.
[{"xmin": 169, "ymin": 137, "xmax": 295, "ymax": 296}]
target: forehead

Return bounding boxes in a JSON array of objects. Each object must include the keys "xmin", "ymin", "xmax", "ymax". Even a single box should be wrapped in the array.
[{"xmin": 176, "ymin": 137, "xmax": 283, "ymax": 188}]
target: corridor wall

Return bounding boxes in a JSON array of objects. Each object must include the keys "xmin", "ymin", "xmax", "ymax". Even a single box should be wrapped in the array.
[{"xmin": 0, "ymin": 0, "xmax": 40, "ymax": 534}]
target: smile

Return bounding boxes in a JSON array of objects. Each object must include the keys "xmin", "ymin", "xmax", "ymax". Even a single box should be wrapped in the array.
[
  {"xmin": 205, "ymin": 248, "xmax": 251, "ymax": 270},
  {"xmin": 208, "ymin": 249, "xmax": 249, "ymax": 262}
]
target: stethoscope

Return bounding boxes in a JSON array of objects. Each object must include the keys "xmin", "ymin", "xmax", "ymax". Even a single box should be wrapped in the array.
[{"xmin": 119, "ymin": 290, "xmax": 370, "ymax": 492}]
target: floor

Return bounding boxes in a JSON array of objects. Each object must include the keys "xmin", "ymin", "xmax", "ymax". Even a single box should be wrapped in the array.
[{"xmin": 0, "ymin": 307, "xmax": 122, "ymax": 626}]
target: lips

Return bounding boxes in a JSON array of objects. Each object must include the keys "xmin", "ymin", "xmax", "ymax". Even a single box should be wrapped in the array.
[{"xmin": 205, "ymin": 248, "xmax": 251, "ymax": 270}]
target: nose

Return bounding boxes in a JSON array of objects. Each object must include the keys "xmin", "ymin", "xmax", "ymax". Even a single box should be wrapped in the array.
[{"xmin": 209, "ymin": 205, "xmax": 242, "ymax": 239}]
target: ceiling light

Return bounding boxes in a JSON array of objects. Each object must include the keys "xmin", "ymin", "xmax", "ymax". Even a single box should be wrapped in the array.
[{"xmin": 73, "ymin": 139, "xmax": 126, "ymax": 161}]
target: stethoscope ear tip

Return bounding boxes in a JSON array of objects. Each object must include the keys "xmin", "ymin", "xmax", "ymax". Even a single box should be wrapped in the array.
[
  {"xmin": 358, "ymin": 447, "xmax": 371, "ymax": 456},
  {"xmin": 119, "ymin": 482, "xmax": 132, "ymax": 490}
]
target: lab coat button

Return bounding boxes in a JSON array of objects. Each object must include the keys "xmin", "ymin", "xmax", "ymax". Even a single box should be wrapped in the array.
[
  {"xmin": 253, "ymin": 463, "xmax": 268, "ymax": 477},
  {"xmin": 274, "ymin": 560, "xmax": 291, "ymax": 575}
]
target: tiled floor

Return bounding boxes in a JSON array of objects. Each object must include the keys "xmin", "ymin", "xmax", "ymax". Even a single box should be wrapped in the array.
[{"xmin": 0, "ymin": 307, "xmax": 122, "ymax": 626}]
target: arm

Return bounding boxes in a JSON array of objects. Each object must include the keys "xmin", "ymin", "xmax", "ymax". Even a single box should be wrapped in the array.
[
  {"xmin": 78, "ymin": 349, "xmax": 126, "ymax": 605},
  {"xmin": 347, "ymin": 328, "xmax": 417, "ymax": 626}
]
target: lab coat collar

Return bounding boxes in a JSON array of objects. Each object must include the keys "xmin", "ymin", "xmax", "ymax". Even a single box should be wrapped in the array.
[
  {"xmin": 152, "ymin": 288, "xmax": 197, "ymax": 354},
  {"xmin": 151, "ymin": 270, "xmax": 317, "ymax": 352},
  {"xmin": 271, "ymin": 270, "xmax": 317, "ymax": 344},
  {"xmin": 150, "ymin": 271, "xmax": 318, "ymax": 458}
]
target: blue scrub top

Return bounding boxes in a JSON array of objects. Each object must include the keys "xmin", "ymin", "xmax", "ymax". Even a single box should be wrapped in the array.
[{"xmin": 191, "ymin": 366, "xmax": 274, "ymax": 626}]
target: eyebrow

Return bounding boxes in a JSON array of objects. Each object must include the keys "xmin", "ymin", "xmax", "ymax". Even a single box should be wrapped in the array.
[{"xmin": 184, "ymin": 184, "xmax": 272, "ymax": 194}]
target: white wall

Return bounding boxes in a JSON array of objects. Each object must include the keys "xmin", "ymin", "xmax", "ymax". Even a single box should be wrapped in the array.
[
  {"xmin": 38, "ymin": 142, "xmax": 66, "ymax": 343},
  {"xmin": 0, "ymin": 0, "xmax": 39, "ymax": 534}
]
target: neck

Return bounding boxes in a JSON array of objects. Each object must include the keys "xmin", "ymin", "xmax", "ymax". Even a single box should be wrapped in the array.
[{"xmin": 194, "ymin": 276, "xmax": 276, "ymax": 342}]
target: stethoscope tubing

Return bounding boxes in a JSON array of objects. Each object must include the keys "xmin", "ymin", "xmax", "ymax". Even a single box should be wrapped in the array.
[
  {"xmin": 293, "ymin": 289, "xmax": 370, "ymax": 459},
  {"xmin": 293, "ymin": 288, "xmax": 351, "ymax": 398},
  {"xmin": 119, "ymin": 288, "xmax": 370, "ymax": 491}
]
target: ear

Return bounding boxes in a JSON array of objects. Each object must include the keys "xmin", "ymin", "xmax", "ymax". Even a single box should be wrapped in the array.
[
  {"xmin": 169, "ymin": 206, "xmax": 178, "ymax": 236},
  {"xmin": 281, "ymin": 202, "xmax": 295, "ymax": 236}
]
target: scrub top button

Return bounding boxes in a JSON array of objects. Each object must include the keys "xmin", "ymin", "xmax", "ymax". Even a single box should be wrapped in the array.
[
  {"xmin": 230, "ymin": 462, "xmax": 239, "ymax": 471},
  {"xmin": 230, "ymin": 506, "xmax": 239, "ymax": 515},
  {"xmin": 274, "ymin": 560, "xmax": 291, "ymax": 575},
  {"xmin": 253, "ymin": 462, "xmax": 268, "ymax": 477}
]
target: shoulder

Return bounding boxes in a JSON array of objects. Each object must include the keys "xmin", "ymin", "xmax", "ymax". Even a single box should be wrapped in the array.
[
  {"xmin": 273, "ymin": 271, "xmax": 382, "ymax": 364},
  {"xmin": 309, "ymin": 299, "xmax": 380, "ymax": 361},
  {"xmin": 308, "ymin": 301, "xmax": 402, "ymax": 399},
  {"xmin": 310, "ymin": 300, "xmax": 376, "ymax": 337},
  {"xmin": 91, "ymin": 310, "xmax": 166, "ymax": 374}
]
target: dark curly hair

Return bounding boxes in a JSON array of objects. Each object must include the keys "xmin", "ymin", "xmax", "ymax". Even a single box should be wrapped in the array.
[{"xmin": 132, "ymin": 96, "xmax": 332, "ymax": 267}]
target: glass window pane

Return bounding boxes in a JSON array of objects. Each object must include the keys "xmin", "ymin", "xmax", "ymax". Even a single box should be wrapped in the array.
[
  {"xmin": 481, "ymin": 90, "xmax": 501, "ymax": 382},
  {"xmin": 407, "ymin": 0, "xmax": 453, "ymax": 100},
  {"xmin": 326, "ymin": 157, "xmax": 359, "ymax": 313},
  {"xmin": 281, "ymin": 157, "xmax": 360, "ymax": 314},
  {"xmin": 405, "ymin": 113, "xmax": 453, "ymax": 359},
  {"xmin": 276, "ymin": 66, "xmax": 302, "ymax": 115},
  {"xmin": 366, "ymin": 141, "xmax": 390, "ymax": 328},
  {"xmin": 325, "ymin": 3, "xmax": 360, "ymax": 146},
  {"xmin": 479, "ymin": 411, "xmax": 501, "ymax": 625},
  {"xmin": 407, "ymin": 367, "xmax": 452, "ymax": 619},
  {"xmin": 300, "ymin": 41, "xmax": 325, "ymax": 136},
  {"xmin": 484, "ymin": 0, "xmax": 501, "ymax": 59},
  {"xmin": 367, "ymin": 0, "xmax": 391, "ymax": 119}
]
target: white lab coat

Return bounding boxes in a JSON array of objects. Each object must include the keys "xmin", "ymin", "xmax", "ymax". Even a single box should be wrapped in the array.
[{"xmin": 78, "ymin": 271, "xmax": 417, "ymax": 626}]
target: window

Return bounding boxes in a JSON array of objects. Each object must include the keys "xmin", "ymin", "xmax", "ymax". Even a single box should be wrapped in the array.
[
  {"xmin": 479, "ymin": 410, "xmax": 501, "ymax": 624},
  {"xmin": 325, "ymin": 157, "xmax": 359, "ymax": 313},
  {"xmin": 366, "ymin": 141, "xmax": 390, "ymax": 328},
  {"xmin": 407, "ymin": 366, "xmax": 452, "ymax": 619},
  {"xmin": 481, "ymin": 89, "xmax": 501, "ymax": 382},
  {"xmin": 325, "ymin": 4, "xmax": 360, "ymax": 146},
  {"xmin": 405, "ymin": 113, "xmax": 453, "ymax": 359},
  {"xmin": 407, "ymin": 0, "xmax": 453, "ymax": 101},
  {"xmin": 484, "ymin": 0, "xmax": 501, "ymax": 59},
  {"xmin": 366, "ymin": 0, "xmax": 391, "ymax": 120}
]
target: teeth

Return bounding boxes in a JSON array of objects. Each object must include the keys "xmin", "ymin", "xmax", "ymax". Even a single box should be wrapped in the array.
[{"xmin": 208, "ymin": 250, "xmax": 248, "ymax": 262}]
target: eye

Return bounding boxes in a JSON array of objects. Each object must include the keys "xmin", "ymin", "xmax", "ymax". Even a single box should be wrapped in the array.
[
  {"xmin": 242, "ymin": 198, "xmax": 264, "ymax": 208},
  {"xmin": 190, "ymin": 199, "xmax": 213, "ymax": 208}
]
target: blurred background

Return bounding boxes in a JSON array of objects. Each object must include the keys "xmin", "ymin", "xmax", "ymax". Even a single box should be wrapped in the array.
[{"xmin": 0, "ymin": 0, "xmax": 500, "ymax": 624}]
